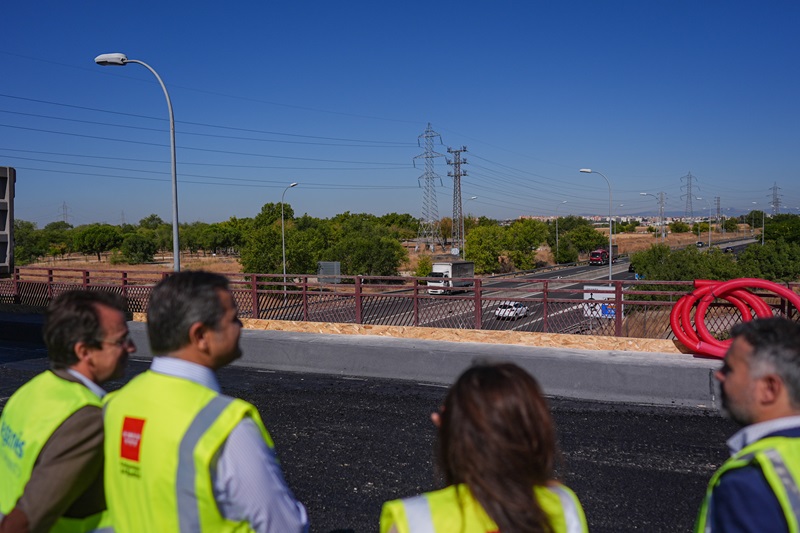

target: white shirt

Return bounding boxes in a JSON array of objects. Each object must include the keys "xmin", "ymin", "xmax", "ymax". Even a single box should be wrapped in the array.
[{"xmin": 151, "ymin": 357, "xmax": 309, "ymax": 533}]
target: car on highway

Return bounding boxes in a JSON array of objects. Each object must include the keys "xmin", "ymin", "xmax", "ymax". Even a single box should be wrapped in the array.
[
  {"xmin": 696, "ymin": 241, "xmax": 704, "ymax": 247},
  {"xmin": 724, "ymin": 246, "xmax": 734, "ymax": 253},
  {"xmin": 494, "ymin": 301, "xmax": 529, "ymax": 320},
  {"xmin": 628, "ymin": 262, "xmax": 636, "ymax": 273}
]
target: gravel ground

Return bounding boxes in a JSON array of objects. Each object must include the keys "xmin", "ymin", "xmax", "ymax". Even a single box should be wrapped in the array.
[{"xmin": 1, "ymin": 347, "xmax": 737, "ymax": 533}]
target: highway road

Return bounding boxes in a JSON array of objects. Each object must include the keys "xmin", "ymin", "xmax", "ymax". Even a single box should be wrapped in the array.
[{"xmin": 1, "ymin": 341, "xmax": 736, "ymax": 533}]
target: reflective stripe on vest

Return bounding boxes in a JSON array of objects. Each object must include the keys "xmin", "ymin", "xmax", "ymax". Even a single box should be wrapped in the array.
[
  {"xmin": 548, "ymin": 485, "xmax": 584, "ymax": 533},
  {"xmin": 764, "ymin": 448, "xmax": 800, "ymax": 516},
  {"xmin": 403, "ymin": 495, "xmax": 435, "ymax": 533},
  {"xmin": 176, "ymin": 395, "xmax": 234, "ymax": 533},
  {"xmin": 103, "ymin": 370, "xmax": 270, "ymax": 533},
  {"xmin": 696, "ymin": 437, "xmax": 800, "ymax": 533},
  {"xmin": 393, "ymin": 484, "xmax": 586, "ymax": 533}
]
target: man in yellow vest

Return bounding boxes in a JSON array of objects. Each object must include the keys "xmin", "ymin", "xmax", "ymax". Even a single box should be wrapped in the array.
[
  {"xmin": 103, "ymin": 271, "xmax": 308, "ymax": 532},
  {"xmin": 696, "ymin": 317, "xmax": 800, "ymax": 532},
  {"xmin": 0, "ymin": 290, "xmax": 134, "ymax": 532}
]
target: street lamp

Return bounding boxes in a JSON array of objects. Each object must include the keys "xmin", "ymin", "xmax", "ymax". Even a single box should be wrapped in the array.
[
  {"xmin": 640, "ymin": 192, "xmax": 664, "ymax": 242},
  {"xmin": 281, "ymin": 182, "xmax": 298, "ymax": 302},
  {"xmin": 461, "ymin": 196, "xmax": 477, "ymax": 259},
  {"xmin": 95, "ymin": 53, "xmax": 180, "ymax": 272},
  {"xmin": 579, "ymin": 169, "xmax": 613, "ymax": 283},
  {"xmin": 751, "ymin": 202, "xmax": 768, "ymax": 245},
  {"xmin": 697, "ymin": 197, "xmax": 712, "ymax": 248},
  {"xmin": 555, "ymin": 200, "xmax": 567, "ymax": 264}
]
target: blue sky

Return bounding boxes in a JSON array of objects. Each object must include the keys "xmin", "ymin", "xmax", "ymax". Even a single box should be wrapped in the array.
[{"xmin": 2, "ymin": 1, "xmax": 798, "ymax": 227}]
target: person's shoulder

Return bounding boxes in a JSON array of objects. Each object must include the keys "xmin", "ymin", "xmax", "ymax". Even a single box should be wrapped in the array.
[
  {"xmin": 712, "ymin": 464, "xmax": 787, "ymax": 531},
  {"xmin": 51, "ymin": 368, "xmax": 79, "ymax": 383}
]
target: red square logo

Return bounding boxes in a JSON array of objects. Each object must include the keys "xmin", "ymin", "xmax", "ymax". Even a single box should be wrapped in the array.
[{"xmin": 120, "ymin": 417, "xmax": 145, "ymax": 462}]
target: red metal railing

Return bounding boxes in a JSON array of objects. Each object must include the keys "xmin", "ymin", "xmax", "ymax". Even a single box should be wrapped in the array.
[{"xmin": 2, "ymin": 267, "xmax": 798, "ymax": 340}]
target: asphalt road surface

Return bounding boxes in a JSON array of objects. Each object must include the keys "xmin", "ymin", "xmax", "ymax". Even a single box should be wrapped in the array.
[{"xmin": 1, "ymin": 344, "xmax": 736, "ymax": 533}]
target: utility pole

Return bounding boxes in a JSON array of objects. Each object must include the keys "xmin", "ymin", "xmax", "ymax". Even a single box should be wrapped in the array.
[
  {"xmin": 61, "ymin": 202, "xmax": 71, "ymax": 224},
  {"xmin": 715, "ymin": 196, "xmax": 721, "ymax": 235},
  {"xmin": 658, "ymin": 192, "xmax": 666, "ymax": 241},
  {"xmin": 681, "ymin": 172, "xmax": 695, "ymax": 220},
  {"xmin": 414, "ymin": 123, "xmax": 445, "ymax": 253},
  {"xmin": 770, "ymin": 182, "xmax": 782, "ymax": 215},
  {"xmin": 446, "ymin": 146, "xmax": 468, "ymax": 256}
]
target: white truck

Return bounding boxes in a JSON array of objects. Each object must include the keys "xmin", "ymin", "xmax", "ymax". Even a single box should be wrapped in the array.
[{"xmin": 426, "ymin": 261, "xmax": 475, "ymax": 295}]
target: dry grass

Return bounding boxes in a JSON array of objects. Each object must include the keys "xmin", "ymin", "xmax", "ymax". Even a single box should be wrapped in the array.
[{"xmin": 29, "ymin": 253, "xmax": 243, "ymax": 275}]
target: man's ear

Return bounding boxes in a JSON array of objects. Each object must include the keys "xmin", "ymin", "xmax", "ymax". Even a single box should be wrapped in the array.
[
  {"xmin": 759, "ymin": 374, "xmax": 783, "ymax": 405},
  {"xmin": 188, "ymin": 322, "xmax": 209, "ymax": 351},
  {"xmin": 73, "ymin": 341, "xmax": 93, "ymax": 363}
]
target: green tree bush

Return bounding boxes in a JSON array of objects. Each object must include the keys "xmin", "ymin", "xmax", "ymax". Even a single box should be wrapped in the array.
[
  {"xmin": 72, "ymin": 224, "xmax": 122, "ymax": 262},
  {"xmin": 120, "ymin": 233, "xmax": 158, "ymax": 264}
]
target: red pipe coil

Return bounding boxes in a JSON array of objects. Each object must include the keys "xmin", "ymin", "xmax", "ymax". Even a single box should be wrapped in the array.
[{"xmin": 670, "ymin": 278, "xmax": 800, "ymax": 358}]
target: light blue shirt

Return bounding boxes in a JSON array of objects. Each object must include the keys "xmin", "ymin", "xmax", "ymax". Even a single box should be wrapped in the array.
[
  {"xmin": 66, "ymin": 368, "xmax": 106, "ymax": 398},
  {"xmin": 727, "ymin": 415, "xmax": 800, "ymax": 455},
  {"xmin": 151, "ymin": 357, "xmax": 309, "ymax": 533}
]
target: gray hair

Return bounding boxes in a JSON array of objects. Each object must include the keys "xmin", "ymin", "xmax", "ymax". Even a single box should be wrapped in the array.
[
  {"xmin": 730, "ymin": 317, "xmax": 800, "ymax": 406},
  {"xmin": 146, "ymin": 271, "xmax": 231, "ymax": 355}
]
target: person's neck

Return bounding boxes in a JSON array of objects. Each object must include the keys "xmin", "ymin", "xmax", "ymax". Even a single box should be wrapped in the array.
[
  {"xmin": 754, "ymin": 406, "xmax": 800, "ymax": 424},
  {"xmin": 68, "ymin": 362, "xmax": 98, "ymax": 384},
  {"xmin": 168, "ymin": 347, "xmax": 217, "ymax": 371}
]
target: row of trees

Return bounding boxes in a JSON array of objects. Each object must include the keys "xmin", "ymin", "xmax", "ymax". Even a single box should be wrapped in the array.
[
  {"xmin": 17, "ymin": 204, "xmax": 798, "ymax": 282},
  {"xmin": 12, "ymin": 209, "xmax": 422, "ymax": 277},
  {"xmin": 631, "ymin": 240, "xmax": 800, "ymax": 284}
]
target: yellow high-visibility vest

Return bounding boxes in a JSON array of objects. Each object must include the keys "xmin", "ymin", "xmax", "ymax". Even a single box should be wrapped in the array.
[
  {"xmin": 380, "ymin": 482, "xmax": 588, "ymax": 533},
  {"xmin": 695, "ymin": 436, "xmax": 800, "ymax": 533},
  {"xmin": 103, "ymin": 370, "xmax": 274, "ymax": 533},
  {"xmin": 0, "ymin": 370, "xmax": 110, "ymax": 532}
]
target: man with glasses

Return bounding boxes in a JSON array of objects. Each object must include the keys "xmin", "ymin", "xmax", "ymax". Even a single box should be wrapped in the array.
[
  {"xmin": 696, "ymin": 317, "xmax": 800, "ymax": 532},
  {"xmin": 0, "ymin": 290, "xmax": 134, "ymax": 532},
  {"xmin": 103, "ymin": 271, "xmax": 308, "ymax": 532}
]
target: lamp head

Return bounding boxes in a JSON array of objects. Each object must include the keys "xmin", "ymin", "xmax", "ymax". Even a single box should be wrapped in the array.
[
  {"xmin": 579, "ymin": 168, "xmax": 592, "ymax": 174},
  {"xmin": 95, "ymin": 53, "xmax": 128, "ymax": 66},
  {"xmin": 289, "ymin": 182, "xmax": 298, "ymax": 188}
]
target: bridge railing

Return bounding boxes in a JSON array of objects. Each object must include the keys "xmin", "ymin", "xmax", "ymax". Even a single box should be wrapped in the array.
[{"xmin": 2, "ymin": 267, "xmax": 798, "ymax": 340}]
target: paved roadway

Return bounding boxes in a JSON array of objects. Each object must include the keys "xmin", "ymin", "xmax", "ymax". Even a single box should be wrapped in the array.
[{"xmin": 1, "ymin": 340, "xmax": 736, "ymax": 533}]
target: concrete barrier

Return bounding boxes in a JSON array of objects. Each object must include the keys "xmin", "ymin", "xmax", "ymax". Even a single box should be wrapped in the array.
[{"xmin": 126, "ymin": 322, "xmax": 720, "ymax": 409}]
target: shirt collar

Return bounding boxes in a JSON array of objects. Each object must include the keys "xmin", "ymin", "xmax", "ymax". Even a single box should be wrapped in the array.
[
  {"xmin": 66, "ymin": 369, "xmax": 106, "ymax": 398},
  {"xmin": 727, "ymin": 415, "xmax": 800, "ymax": 455},
  {"xmin": 150, "ymin": 356, "xmax": 221, "ymax": 393}
]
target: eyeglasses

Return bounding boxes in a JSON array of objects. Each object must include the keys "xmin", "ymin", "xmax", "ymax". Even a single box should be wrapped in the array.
[{"xmin": 101, "ymin": 333, "xmax": 134, "ymax": 348}]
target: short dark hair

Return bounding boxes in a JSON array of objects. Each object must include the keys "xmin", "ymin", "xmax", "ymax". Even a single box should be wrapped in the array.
[
  {"xmin": 44, "ymin": 290, "xmax": 128, "ymax": 369},
  {"xmin": 147, "ymin": 271, "xmax": 231, "ymax": 355},
  {"xmin": 730, "ymin": 317, "xmax": 800, "ymax": 405}
]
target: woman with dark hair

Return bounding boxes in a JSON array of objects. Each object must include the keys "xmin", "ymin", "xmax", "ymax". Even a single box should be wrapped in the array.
[{"xmin": 380, "ymin": 363, "xmax": 587, "ymax": 533}]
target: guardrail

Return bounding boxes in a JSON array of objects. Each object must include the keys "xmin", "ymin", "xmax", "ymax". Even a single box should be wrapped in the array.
[{"xmin": 1, "ymin": 266, "xmax": 797, "ymax": 340}]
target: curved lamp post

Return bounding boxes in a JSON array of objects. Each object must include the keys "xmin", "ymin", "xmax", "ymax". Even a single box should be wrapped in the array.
[
  {"xmin": 281, "ymin": 182, "xmax": 298, "ymax": 302},
  {"xmin": 461, "ymin": 196, "xmax": 477, "ymax": 259},
  {"xmin": 555, "ymin": 200, "xmax": 567, "ymax": 264},
  {"xmin": 640, "ymin": 192, "xmax": 664, "ymax": 242},
  {"xmin": 95, "ymin": 53, "xmax": 180, "ymax": 272},
  {"xmin": 579, "ymin": 169, "xmax": 613, "ymax": 283}
]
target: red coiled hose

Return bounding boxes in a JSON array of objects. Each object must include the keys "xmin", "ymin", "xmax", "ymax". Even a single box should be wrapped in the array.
[{"xmin": 670, "ymin": 278, "xmax": 800, "ymax": 358}]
